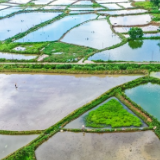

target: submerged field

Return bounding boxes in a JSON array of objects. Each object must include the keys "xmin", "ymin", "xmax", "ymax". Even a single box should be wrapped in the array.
[
  {"xmin": 0, "ymin": 0, "xmax": 159, "ymax": 62},
  {"xmin": 0, "ymin": 0, "xmax": 160, "ymax": 159}
]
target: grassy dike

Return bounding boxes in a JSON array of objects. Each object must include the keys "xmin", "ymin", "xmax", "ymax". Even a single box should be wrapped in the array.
[
  {"xmin": 0, "ymin": 63, "xmax": 150, "ymax": 75},
  {"xmin": 3, "ymin": 75, "xmax": 160, "ymax": 160}
]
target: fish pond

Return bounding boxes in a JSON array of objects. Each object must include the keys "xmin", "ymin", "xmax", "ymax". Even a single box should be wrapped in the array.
[{"xmin": 125, "ymin": 83, "xmax": 160, "ymax": 121}]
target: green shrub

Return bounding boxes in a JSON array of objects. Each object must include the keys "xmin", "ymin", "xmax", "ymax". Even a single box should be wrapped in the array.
[
  {"xmin": 85, "ymin": 99, "xmax": 142, "ymax": 128},
  {"xmin": 129, "ymin": 27, "xmax": 143, "ymax": 39}
]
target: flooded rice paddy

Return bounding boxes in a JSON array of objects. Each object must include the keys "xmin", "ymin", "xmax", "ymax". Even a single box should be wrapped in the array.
[
  {"xmin": 101, "ymin": 3, "xmax": 122, "ymax": 9},
  {"xmin": 0, "ymin": 7, "xmax": 22, "ymax": 17},
  {"xmin": 125, "ymin": 83, "xmax": 160, "ymax": 121},
  {"xmin": 36, "ymin": 131, "xmax": 160, "ymax": 160},
  {"xmin": 73, "ymin": 0, "xmax": 93, "ymax": 5},
  {"xmin": 88, "ymin": 39, "xmax": 160, "ymax": 62},
  {"xmin": 98, "ymin": 9, "xmax": 147, "ymax": 15},
  {"xmin": 0, "ymin": 5, "xmax": 9, "ymax": 10},
  {"xmin": 118, "ymin": 2, "xmax": 133, "ymax": 8},
  {"xmin": 49, "ymin": 0, "xmax": 76, "ymax": 5},
  {"xmin": 9, "ymin": 0, "xmax": 31, "ymax": 4},
  {"xmin": 61, "ymin": 19, "xmax": 121, "ymax": 49},
  {"xmin": 64, "ymin": 97, "xmax": 147, "ymax": 129},
  {"xmin": 97, "ymin": 0, "xmax": 128, "ymax": 2},
  {"xmin": 0, "ymin": 73, "xmax": 141, "ymax": 131},
  {"xmin": 0, "ymin": 134, "xmax": 39, "ymax": 159},
  {"xmin": 114, "ymin": 25, "xmax": 159, "ymax": 33},
  {"xmin": 0, "ymin": 52, "xmax": 37, "ymax": 60},
  {"xmin": 16, "ymin": 14, "xmax": 97, "ymax": 42},
  {"xmin": 110, "ymin": 14, "xmax": 151, "ymax": 26},
  {"xmin": 68, "ymin": 6, "xmax": 103, "ymax": 10},
  {"xmin": 0, "ymin": 12, "xmax": 61, "ymax": 40},
  {"xmin": 150, "ymin": 72, "xmax": 160, "ymax": 79},
  {"xmin": 33, "ymin": 0, "xmax": 53, "ymax": 5}
]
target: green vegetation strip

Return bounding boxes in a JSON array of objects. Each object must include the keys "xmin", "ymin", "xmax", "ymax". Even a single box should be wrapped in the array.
[
  {"xmin": 0, "ymin": 130, "xmax": 43, "ymax": 135},
  {"xmin": 0, "ymin": 63, "xmax": 149, "ymax": 75},
  {"xmin": 3, "ymin": 75, "xmax": 160, "ymax": 160}
]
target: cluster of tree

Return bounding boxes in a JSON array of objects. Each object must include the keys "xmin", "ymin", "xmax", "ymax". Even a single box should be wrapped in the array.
[
  {"xmin": 128, "ymin": 27, "xmax": 143, "ymax": 39},
  {"xmin": 151, "ymin": 0, "xmax": 160, "ymax": 6}
]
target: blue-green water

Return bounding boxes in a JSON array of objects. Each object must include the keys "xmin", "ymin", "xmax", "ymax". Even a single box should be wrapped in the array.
[
  {"xmin": 0, "ymin": 7, "xmax": 22, "ymax": 17},
  {"xmin": 125, "ymin": 83, "xmax": 160, "ymax": 121},
  {"xmin": 88, "ymin": 39, "xmax": 160, "ymax": 61},
  {"xmin": 16, "ymin": 14, "xmax": 97, "ymax": 42},
  {"xmin": 0, "ymin": 12, "xmax": 61, "ymax": 40}
]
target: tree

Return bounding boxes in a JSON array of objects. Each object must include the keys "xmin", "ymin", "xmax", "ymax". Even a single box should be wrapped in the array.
[
  {"xmin": 128, "ymin": 27, "xmax": 143, "ymax": 39},
  {"xmin": 128, "ymin": 40, "xmax": 143, "ymax": 49}
]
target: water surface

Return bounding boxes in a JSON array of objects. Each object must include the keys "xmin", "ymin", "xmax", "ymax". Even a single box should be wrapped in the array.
[
  {"xmin": 0, "ymin": 52, "xmax": 37, "ymax": 60},
  {"xmin": 97, "ymin": 0, "xmax": 128, "ymax": 2},
  {"xmin": 101, "ymin": 3, "xmax": 122, "ymax": 9},
  {"xmin": 0, "ymin": 73, "xmax": 141, "ymax": 131},
  {"xmin": 0, "ymin": 5, "xmax": 9, "ymax": 10},
  {"xmin": 68, "ymin": 7, "xmax": 103, "ymax": 10},
  {"xmin": 0, "ymin": 134, "xmax": 39, "ymax": 159},
  {"xmin": 114, "ymin": 25, "xmax": 159, "ymax": 33},
  {"xmin": 36, "ymin": 131, "xmax": 160, "ymax": 160},
  {"xmin": 9, "ymin": 0, "xmax": 30, "ymax": 3},
  {"xmin": 0, "ymin": 12, "xmax": 61, "ymax": 40},
  {"xmin": 16, "ymin": 14, "xmax": 97, "ymax": 42},
  {"xmin": 50, "ymin": 0, "xmax": 75, "ymax": 5},
  {"xmin": 125, "ymin": 83, "xmax": 160, "ymax": 121},
  {"xmin": 118, "ymin": 2, "xmax": 133, "ymax": 8},
  {"xmin": 61, "ymin": 19, "xmax": 121, "ymax": 49},
  {"xmin": 89, "ymin": 39, "xmax": 160, "ymax": 61},
  {"xmin": 0, "ymin": 7, "xmax": 22, "ymax": 17},
  {"xmin": 33, "ymin": 0, "xmax": 53, "ymax": 4},
  {"xmin": 65, "ymin": 97, "xmax": 147, "ymax": 129},
  {"xmin": 110, "ymin": 14, "xmax": 151, "ymax": 26},
  {"xmin": 73, "ymin": 0, "xmax": 93, "ymax": 5},
  {"xmin": 99, "ymin": 9, "xmax": 147, "ymax": 15}
]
